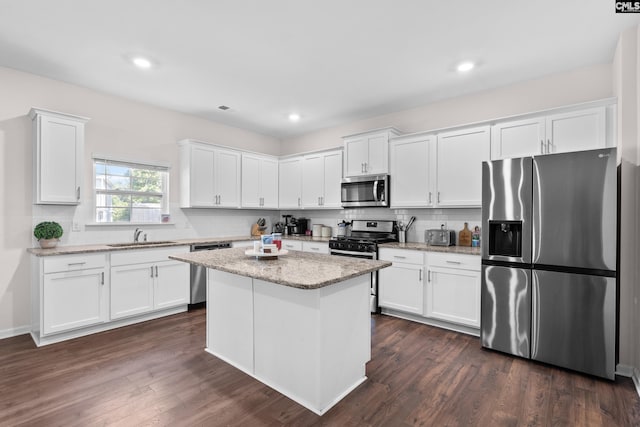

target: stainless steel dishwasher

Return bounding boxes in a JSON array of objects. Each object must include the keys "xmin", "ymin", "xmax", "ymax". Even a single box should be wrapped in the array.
[{"xmin": 190, "ymin": 242, "xmax": 231, "ymax": 306}]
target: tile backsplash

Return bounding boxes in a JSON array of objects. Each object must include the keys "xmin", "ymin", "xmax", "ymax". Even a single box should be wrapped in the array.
[{"xmin": 32, "ymin": 200, "xmax": 480, "ymax": 247}]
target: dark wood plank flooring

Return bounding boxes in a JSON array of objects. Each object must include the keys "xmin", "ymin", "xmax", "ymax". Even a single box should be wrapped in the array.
[{"xmin": 1, "ymin": 309, "xmax": 638, "ymax": 426}]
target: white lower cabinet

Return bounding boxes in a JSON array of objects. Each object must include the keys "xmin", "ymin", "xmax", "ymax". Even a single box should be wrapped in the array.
[
  {"xmin": 110, "ymin": 263, "xmax": 155, "ymax": 319},
  {"xmin": 425, "ymin": 253, "xmax": 481, "ymax": 328},
  {"xmin": 34, "ymin": 253, "xmax": 108, "ymax": 337},
  {"xmin": 378, "ymin": 248, "xmax": 481, "ymax": 332},
  {"xmin": 110, "ymin": 247, "xmax": 189, "ymax": 320},
  {"xmin": 282, "ymin": 239, "xmax": 303, "ymax": 251},
  {"xmin": 302, "ymin": 241, "xmax": 329, "ymax": 254},
  {"xmin": 378, "ymin": 249, "xmax": 424, "ymax": 315},
  {"xmin": 43, "ymin": 264, "xmax": 107, "ymax": 335}
]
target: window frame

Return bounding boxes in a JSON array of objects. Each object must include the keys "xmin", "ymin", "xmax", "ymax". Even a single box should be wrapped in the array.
[{"xmin": 92, "ymin": 155, "xmax": 170, "ymax": 225}]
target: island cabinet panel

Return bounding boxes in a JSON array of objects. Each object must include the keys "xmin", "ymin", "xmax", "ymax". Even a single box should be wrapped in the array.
[
  {"xmin": 252, "ymin": 275, "xmax": 370, "ymax": 414},
  {"xmin": 207, "ymin": 270, "xmax": 254, "ymax": 374}
]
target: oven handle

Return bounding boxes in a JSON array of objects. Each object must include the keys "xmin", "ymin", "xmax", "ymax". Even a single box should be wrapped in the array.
[{"xmin": 330, "ymin": 249, "xmax": 376, "ymax": 260}]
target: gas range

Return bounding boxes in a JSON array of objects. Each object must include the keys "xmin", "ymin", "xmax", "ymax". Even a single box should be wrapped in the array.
[{"xmin": 328, "ymin": 220, "xmax": 397, "ymax": 254}]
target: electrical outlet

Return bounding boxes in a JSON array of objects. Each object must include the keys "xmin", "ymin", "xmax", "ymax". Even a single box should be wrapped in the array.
[{"xmin": 72, "ymin": 222, "xmax": 81, "ymax": 232}]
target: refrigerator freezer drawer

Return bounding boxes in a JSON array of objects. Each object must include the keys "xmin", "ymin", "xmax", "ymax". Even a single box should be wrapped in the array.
[
  {"xmin": 481, "ymin": 265, "xmax": 531, "ymax": 358},
  {"xmin": 531, "ymin": 269, "xmax": 616, "ymax": 380}
]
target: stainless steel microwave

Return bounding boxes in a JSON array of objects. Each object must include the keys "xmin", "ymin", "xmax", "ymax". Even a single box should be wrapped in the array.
[{"xmin": 341, "ymin": 175, "xmax": 389, "ymax": 207}]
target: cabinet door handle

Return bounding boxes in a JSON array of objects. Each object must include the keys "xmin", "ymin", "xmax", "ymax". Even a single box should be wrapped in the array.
[
  {"xmin": 393, "ymin": 255, "xmax": 407, "ymax": 259},
  {"xmin": 437, "ymin": 192, "xmax": 441, "ymax": 204},
  {"xmin": 101, "ymin": 272, "xmax": 104, "ymax": 285},
  {"xmin": 546, "ymin": 139, "xmax": 552, "ymax": 154},
  {"xmin": 67, "ymin": 262, "xmax": 86, "ymax": 267},
  {"xmin": 76, "ymin": 186, "xmax": 80, "ymax": 201},
  {"xmin": 321, "ymin": 196, "xmax": 324, "ymax": 206},
  {"xmin": 419, "ymin": 269, "xmax": 423, "ymax": 281},
  {"xmin": 361, "ymin": 162, "xmax": 365, "ymax": 173},
  {"xmin": 155, "ymin": 265, "xmax": 159, "ymax": 277},
  {"xmin": 446, "ymin": 260, "xmax": 462, "ymax": 264},
  {"xmin": 540, "ymin": 140, "xmax": 544, "ymax": 154},
  {"xmin": 427, "ymin": 270, "xmax": 431, "ymax": 282},
  {"xmin": 428, "ymin": 192, "xmax": 432, "ymax": 204},
  {"xmin": 150, "ymin": 266, "xmax": 154, "ymax": 278},
  {"xmin": 311, "ymin": 247, "xmax": 319, "ymax": 251},
  {"xmin": 298, "ymin": 197, "xmax": 301, "ymax": 206},
  {"xmin": 364, "ymin": 162, "xmax": 368, "ymax": 173}
]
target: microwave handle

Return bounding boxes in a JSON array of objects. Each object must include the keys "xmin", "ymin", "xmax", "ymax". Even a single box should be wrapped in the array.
[{"xmin": 372, "ymin": 179, "xmax": 379, "ymax": 202}]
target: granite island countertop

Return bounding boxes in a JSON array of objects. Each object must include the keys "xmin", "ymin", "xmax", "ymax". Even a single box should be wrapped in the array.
[
  {"xmin": 378, "ymin": 242, "xmax": 481, "ymax": 256},
  {"xmin": 169, "ymin": 247, "xmax": 391, "ymax": 290}
]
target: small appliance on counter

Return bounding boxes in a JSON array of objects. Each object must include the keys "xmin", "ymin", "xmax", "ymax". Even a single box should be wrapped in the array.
[
  {"xmin": 336, "ymin": 220, "xmax": 352, "ymax": 237},
  {"xmin": 425, "ymin": 225, "xmax": 456, "ymax": 246},
  {"xmin": 286, "ymin": 217, "xmax": 308, "ymax": 235}
]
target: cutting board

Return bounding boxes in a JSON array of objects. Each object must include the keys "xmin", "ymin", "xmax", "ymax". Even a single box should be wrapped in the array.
[{"xmin": 459, "ymin": 223, "xmax": 472, "ymax": 247}]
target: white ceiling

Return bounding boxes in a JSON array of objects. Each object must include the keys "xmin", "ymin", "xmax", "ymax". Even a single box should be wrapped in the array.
[{"xmin": 1, "ymin": 1, "xmax": 639, "ymax": 139}]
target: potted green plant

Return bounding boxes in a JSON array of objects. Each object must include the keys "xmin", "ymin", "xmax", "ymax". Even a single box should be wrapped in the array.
[{"xmin": 34, "ymin": 221, "xmax": 63, "ymax": 249}]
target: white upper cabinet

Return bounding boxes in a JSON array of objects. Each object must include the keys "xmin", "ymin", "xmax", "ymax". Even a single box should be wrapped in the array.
[
  {"xmin": 241, "ymin": 153, "xmax": 279, "ymax": 208},
  {"xmin": 301, "ymin": 150, "xmax": 343, "ymax": 208},
  {"xmin": 390, "ymin": 134, "xmax": 436, "ymax": 208},
  {"xmin": 278, "ymin": 157, "xmax": 303, "ymax": 209},
  {"xmin": 545, "ymin": 108, "xmax": 607, "ymax": 154},
  {"xmin": 30, "ymin": 108, "xmax": 89, "ymax": 205},
  {"xmin": 491, "ymin": 104, "xmax": 613, "ymax": 160},
  {"xmin": 343, "ymin": 127, "xmax": 401, "ymax": 177},
  {"xmin": 179, "ymin": 140, "xmax": 241, "ymax": 208},
  {"xmin": 389, "ymin": 126, "xmax": 489, "ymax": 208},
  {"xmin": 436, "ymin": 126, "xmax": 490, "ymax": 207},
  {"xmin": 491, "ymin": 117, "xmax": 545, "ymax": 159}
]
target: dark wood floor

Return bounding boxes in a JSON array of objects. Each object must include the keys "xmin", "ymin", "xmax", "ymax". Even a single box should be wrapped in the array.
[{"xmin": 1, "ymin": 309, "xmax": 639, "ymax": 426}]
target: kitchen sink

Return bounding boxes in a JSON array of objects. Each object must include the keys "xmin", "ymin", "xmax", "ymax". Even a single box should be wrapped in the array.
[{"xmin": 106, "ymin": 241, "xmax": 177, "ymax": 248}]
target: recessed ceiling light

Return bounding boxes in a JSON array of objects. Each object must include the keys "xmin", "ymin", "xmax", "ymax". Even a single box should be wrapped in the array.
[
  {"xmin": 288, "ymin": 113, "xmax": 300, "ymax": 122},
  {"xmin": 132, "ymin": 56, "xmax": 153, "ymax": 69},
  {"xmin": 457, "ymin": 61, "xmax": 475, "ymax": 73}
]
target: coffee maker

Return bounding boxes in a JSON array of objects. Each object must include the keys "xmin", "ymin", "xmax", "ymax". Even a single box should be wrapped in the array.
[{"xmin": 286, "ymin": 217, "xmax": 308, "ymax": 235}]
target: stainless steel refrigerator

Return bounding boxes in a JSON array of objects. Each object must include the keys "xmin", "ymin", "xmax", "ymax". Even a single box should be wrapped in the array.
[{"xmin": 480, "ymin": 148, "xmax": 617, "ymax": 379}]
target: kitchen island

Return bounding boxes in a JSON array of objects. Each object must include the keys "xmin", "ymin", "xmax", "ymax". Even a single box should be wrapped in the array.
[{"xmin": 169, "ymin": 247, "xmax": 390, "ymax": 415}]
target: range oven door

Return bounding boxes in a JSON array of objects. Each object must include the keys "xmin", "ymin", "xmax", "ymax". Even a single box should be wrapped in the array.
[
  {"xmin": 341, "ymin": 175, "xmax": 389, "ymax": 207},
  {"xmin": 330, "ymin": 248, "xmax": 378, "ymax": 313}
]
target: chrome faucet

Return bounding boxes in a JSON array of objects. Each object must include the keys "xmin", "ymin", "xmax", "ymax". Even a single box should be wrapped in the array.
[{"xmin": 134, "ymin": 228, "xmax": 143, "ymax": 243}]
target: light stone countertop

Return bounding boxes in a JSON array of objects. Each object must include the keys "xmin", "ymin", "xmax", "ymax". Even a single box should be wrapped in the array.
[
  {"xmin": 27, "ymin": 234, "xmax": 331, "ymax": 257},
  {"xmin": 169, "ymin": 247, "xmax": 391, "ymax": 290},
  {"xmin": 379, "ymin": 242, "xmax": 481, "ymax": 256}
]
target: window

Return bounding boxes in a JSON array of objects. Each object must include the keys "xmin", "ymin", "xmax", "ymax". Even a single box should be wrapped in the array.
[{"xmin": 94, "ymin": 157, "xmax": 169, "ymax": 223}]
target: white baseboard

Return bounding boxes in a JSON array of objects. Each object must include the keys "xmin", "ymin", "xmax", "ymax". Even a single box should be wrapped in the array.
[
  {"xmin": 634, "ymin": 368, "xmax": 640, "ymax": 398},
  {"xmin": 616, "ymin": 363, "xmax": 634, "ymax": 377},
  {"xmin": 0, "ymin": 325, "xmax": 31, "ymax": 340}
]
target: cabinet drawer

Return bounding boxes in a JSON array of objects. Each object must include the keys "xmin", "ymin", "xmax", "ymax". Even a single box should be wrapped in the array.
[
  {"xmin": 428, "ymin": 253, "xmax": 480, "ymax": 270},
  {"xmin": 282, "ymin": 240, "xmax": 303, "ymax": 251},
  {"xmin": 111, "ymin": 246, "xmax": 190, "ymax": 266},
  {"xmin": 302, "ymin": 241, "xmax": 329, "ymax": 254},
  {"xmin": 43, "ymin": 253, "xmax": 106, "ymax": 273},
  {"xmin": 379, "ymin": 248, "xmax": 424, "ymax": 265}
]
